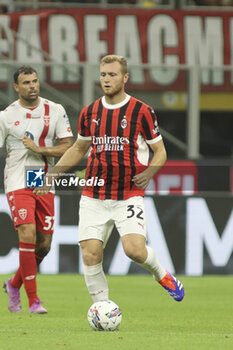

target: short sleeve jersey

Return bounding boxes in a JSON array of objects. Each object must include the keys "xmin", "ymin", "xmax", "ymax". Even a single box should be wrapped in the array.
[
  {"xmin": 0, "ymin": 97, "xmax": 73, "ymax": 193},
  {"xmin": 78, "ymin": 94, "xmax": 162, "ymax": 200}
]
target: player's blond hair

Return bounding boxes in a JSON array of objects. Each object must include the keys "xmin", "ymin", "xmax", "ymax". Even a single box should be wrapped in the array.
[{"xmin": 100, "ymin": 55, "xmax": 128, "ymax": 75}]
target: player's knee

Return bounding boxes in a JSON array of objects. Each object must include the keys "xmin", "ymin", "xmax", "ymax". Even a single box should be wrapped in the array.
[
  {"xmin": 18, "ymin": 223, "xmax": 36, "ymax": 243},
  {"xmin": 80, "ymin": 240, "xmax": 103, "ymax": 266},
  {"xmin": 36, "ymin": 242, "xmax": 51, "ymax": 257},
  {"xmin": 82, "ymin": 249, "xmax": 102, "ymax": 266},
  {"xmin": 124, "ymin": 245, "xmax": 144, "ymax": 263}
]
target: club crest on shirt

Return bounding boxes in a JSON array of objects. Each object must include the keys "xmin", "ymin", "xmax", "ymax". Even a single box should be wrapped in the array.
[
  {"xmin": 18, "ymin": 208, "xmax": 27, "ymax": 220},
  {"xmin": 43, "ymin": 115, "xmax": 50, "ymax": 126},
  {"xmin": 121, "ymin": 116, "xmax": 127, "ymax": 129}
]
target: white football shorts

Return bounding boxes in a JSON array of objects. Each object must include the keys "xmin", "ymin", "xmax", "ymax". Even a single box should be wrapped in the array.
[{"xmin": 78, "ymin": 195, "xmax": 147, "ymax": 246}]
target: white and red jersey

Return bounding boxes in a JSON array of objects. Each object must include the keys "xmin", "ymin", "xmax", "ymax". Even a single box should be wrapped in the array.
[
  {"xmin": 78, "ymin": 94, "xmax": 162, "ymax": 200},
  {"xmin": 0, "ymin": 97, "xmax": 73, "ymax": 193}
]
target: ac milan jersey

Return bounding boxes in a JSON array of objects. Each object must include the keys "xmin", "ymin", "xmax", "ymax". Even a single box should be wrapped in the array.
[
  {"xmin": 0, "ymin": 97, "xmax": 73, "ymax": 193},
  {"xmin": 78, "ymin": 94, "xmax": 162, "ymax": 200}
]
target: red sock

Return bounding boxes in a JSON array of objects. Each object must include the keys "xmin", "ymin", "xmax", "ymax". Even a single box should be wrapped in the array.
[
  {"xmin": 19, "ymin": 242, "xmax": 39, "ymax": 306},
  {"xmin": 11, "ymin": 268, "xmax": 23, "ymax": 289},
  {"xmin": 11, "ymin": 253, "xmax": 46, "ymax": 290}
]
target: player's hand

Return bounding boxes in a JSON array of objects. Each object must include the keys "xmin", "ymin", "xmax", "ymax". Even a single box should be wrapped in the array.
[
  {"xmin": 132, "ymin": 171, "xmax": 150, "ymax": 190},
  {"xmin": 22, "ymin": 136, "xmax": 39, "ymax": 153},
  {"xmin": 33, "ymin": 172, "xmax": 55, "ymax": 195},
  {"xmin": 33, "ymin": 185, "xmax": 51, "ymax": 196}
]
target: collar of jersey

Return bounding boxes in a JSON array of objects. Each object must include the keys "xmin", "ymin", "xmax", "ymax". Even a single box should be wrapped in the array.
[
  {"xmin": 18, "ymin": 97, "xmax": 42, "ymax": 110},
  {"xmin": 17, "ymin": 98, "xmax": 43, "ymax": 118},
  {"xmin": 101, "ymin": 94, "xmax": 131, "ymax": 110}
]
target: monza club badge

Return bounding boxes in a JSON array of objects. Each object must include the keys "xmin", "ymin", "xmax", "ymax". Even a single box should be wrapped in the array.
[
  {"xmin": 18, "ymin": 208, "xmax": 27, "ymax": 220},
  {"xmin": 43, "ymin": 115, "xmax": 50, "ymax": 126}
]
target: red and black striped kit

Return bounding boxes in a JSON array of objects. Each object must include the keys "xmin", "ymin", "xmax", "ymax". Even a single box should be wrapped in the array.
[{"xmin": 78, "ymin": 96, "xmax": 161, "ymax": 200}]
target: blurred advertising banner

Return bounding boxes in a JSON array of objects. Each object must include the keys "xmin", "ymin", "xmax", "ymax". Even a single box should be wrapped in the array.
[
  {"xmin": 0, "ymin": 193, "xmax": 232, "ymax": 276},
  {"xmin": 148, "ymin": 160, "xmax": 232, "ymax": 195},
  {"xmin": 147, "ymin": 160, "xmax": 198, "ymax": 195},
  {"xmin": 1, "ymin": 8, "xmax": 233, "ymax": 96}
]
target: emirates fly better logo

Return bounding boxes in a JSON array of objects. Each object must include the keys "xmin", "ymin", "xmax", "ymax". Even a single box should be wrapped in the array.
[{"xmin": 92, "ymin": 135, "xmax": 129, "ymax": 152}]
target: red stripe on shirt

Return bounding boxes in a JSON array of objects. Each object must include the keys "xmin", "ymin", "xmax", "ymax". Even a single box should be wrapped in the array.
[{"xmin": 39, "ymin": 104, "xmax": 50, "ymax": 174}]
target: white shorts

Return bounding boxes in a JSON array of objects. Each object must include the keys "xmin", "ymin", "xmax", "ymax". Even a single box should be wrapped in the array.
[{"xmin": 78, "ymin": 195, "xmax": 147, "ymax": 246}]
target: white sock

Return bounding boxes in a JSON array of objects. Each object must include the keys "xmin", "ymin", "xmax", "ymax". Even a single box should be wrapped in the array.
[
  {"xmin": 138, "ymin": 246, "xmax": 166, "ymax": 281},
  {"xmin": 83, "ymin": 262, "xmax": 109, "ymax": 302}
]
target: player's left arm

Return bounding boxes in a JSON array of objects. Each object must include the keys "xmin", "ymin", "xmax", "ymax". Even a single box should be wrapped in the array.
[
  {"xmin": 22, "ymin": 136, "xmax": 73, "ymax": 157},
  {"xmin": 132, "ymin": 139, "xmax": 167, "ymax": 190}
]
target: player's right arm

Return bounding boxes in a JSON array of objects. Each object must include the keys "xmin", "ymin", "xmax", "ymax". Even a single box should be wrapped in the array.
[
  {"xmin": 54, "ymin": 137, "xmax": 91, "ymax": 170},
  {"xmin": 34, "ymin": 138, "xmax": 91, "ymax": 195}
]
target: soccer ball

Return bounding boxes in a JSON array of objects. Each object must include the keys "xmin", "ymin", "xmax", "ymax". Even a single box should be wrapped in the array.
[{"xmin": 87, "ymin": 300, "xmax": 122, "ymax": 331}]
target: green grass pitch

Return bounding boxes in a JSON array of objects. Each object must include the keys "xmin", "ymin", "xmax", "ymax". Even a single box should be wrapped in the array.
[{"xmin": 0, "ymin": 274, "xmax": 232, "ymax": 350}]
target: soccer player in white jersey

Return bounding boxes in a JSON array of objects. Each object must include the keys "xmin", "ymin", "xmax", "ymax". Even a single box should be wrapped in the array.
[
  {"xmin": 35, "ymin": 55, "xmax": 185, "ymax": 305},
  {"xmin": 0, "ymin": 66, "xmax": 73, "ymax": 314}
]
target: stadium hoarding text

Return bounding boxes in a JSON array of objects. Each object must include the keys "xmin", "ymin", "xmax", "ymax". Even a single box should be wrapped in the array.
[
  {"xmin": 0, "ymin": 193, "xmax": 232, "ymax": 276},
  {"xmin": 1, "ymin": 9, "xmax": 233, "ymax": 91}
]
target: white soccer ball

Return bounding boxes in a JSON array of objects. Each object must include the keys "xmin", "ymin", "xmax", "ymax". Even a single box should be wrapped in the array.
[{"xmin": 87, "ymin": 300, "xmax": 122, "ymax": 331}]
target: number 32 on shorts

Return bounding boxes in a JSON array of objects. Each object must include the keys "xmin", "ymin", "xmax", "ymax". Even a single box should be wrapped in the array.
[
  {"xmin": 43, "ymin": 215, "xmax": 55, "ymax": 231},
  {"xmin": 126, "ymin": 205, "xmax": 144, "ymax": 220}
]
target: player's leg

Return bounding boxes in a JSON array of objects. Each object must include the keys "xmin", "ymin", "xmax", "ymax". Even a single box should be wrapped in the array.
[
  {"xmin": 121, "ymin": 234, "xmax": 184, "ymax": 301},
  {"xmin": 5, "ymin": 190, "xmax": 25, "ymax": 294},
  {"xmin": 35, "ymin": 231, "xmax": 52, "ymax": 266},
  {"xmin": 78, "ymin": 196, "xmax": 112, "ymax": 302},
  {"xmin": 116, "ymin": 196, "xmax": 184, "ymax": 302},
  {"xmin": 17, "ymin": 223, "xmax": 39, "ymax": 304},
  {"xmin": 8, "ymin": 232, "xmax": 52, "ymax": 293},
  {"xmin": 24, "ymin": 191, "xmax": 55, "ymax": 313},
  {"xmin": 121, "ymin": 234, "xmax": 167, "ymax": 279},
  {"xmin": 80, "ymin": 239, "xmax": 109, "ymax": 302},
  {"xmin": 4, "ymin": 190, "xmax": 40, "ymax": 312},
  {"xmin": 35, "ymin": 192, "xmax": 54, "ymax": 265},
  {"xmin": 17, "ymin": 223, "xmax": 47, "ymax": 314}
]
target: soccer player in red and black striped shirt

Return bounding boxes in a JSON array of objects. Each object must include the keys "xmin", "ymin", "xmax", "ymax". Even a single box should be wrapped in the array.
[
  {"xmin": 35, "ymin": 55, "xmax": 185, "ymax": 303},
  {"xmin": 78, "ymin": 83, "xmax": 162, "ymax": 200}
]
